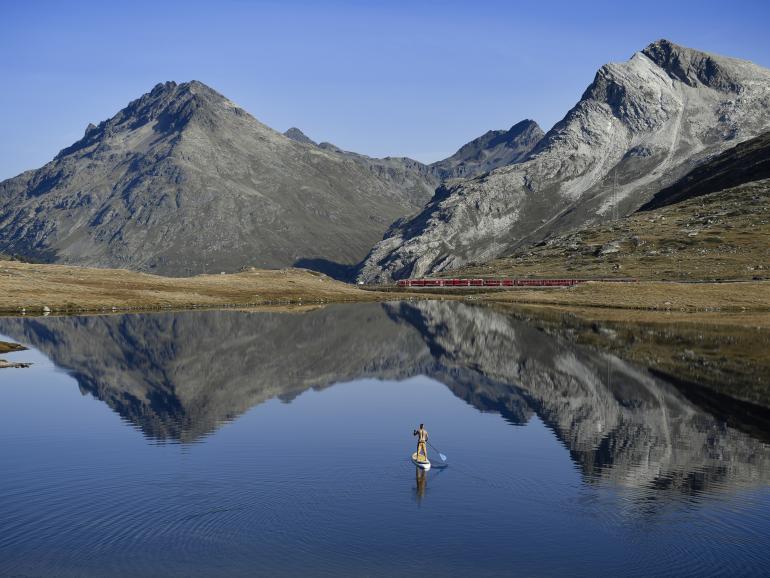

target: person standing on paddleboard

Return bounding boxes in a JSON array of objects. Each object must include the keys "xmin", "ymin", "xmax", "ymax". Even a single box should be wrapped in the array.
[{"xmin": 413, "ymin": 424, "xmax": 429, "ymax": 461}]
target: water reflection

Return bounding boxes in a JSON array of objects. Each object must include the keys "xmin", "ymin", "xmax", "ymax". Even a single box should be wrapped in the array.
[
  {"xmin": 0, "ymin": 301, "xmax": 768, "ymax": 501},
  {"xmin": 415, "ymin": 468, "xmax": 427, "ymax": 505}
]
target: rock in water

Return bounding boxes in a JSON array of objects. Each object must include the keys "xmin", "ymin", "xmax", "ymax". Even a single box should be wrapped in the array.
[{"xmin": 358, "ymin": 40, "xmax": 770, "ymax": 282}]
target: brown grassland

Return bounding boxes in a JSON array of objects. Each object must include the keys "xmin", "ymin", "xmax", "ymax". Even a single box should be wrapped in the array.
[{"xmin": 0, "ymin": 260, "xmax": 393, "ymax": 314}]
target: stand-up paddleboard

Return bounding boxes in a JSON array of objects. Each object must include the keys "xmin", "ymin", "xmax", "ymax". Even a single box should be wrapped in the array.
[{"xmin": 412, "ymin": 452, "xmax": 431, "ymax": 470}]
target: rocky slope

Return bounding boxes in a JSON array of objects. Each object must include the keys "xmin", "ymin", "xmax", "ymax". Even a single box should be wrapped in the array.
[
  {"xmin": 443, "ymin": 177, "xmax": 770, "ymax": 281},
  {"xmin": 446, "ymin": 132, "xmax": 770, "ymax": 281},
  {"xmin": 1, "ymin": 301, "xmax": 768, "ymax": 497},
  {"xmin": 640, "ymin": 128, "xmax": 770, "ymax": 210},
  {"xmin": 359, "ymin": 40, "xmax": 770, "ymax": 282},
  {"xmin": 0, "ymin": 82, "xmax": 439, "ymax": 276}
]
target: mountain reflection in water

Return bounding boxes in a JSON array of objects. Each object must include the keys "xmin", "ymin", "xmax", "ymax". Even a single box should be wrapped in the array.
[{"xmin": 1, "ymin": 301, "xmax": 768, "ymax": 501}]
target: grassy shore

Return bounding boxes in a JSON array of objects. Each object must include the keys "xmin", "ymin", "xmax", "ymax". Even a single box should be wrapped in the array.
[
  {"xmin": 0, "ymin": 260, "xmax": 395, "ymax": 314},
  {"xmin": 476, "ymin": 280, "xmax": 770, "ymax": 315},
  {"xmin": 2, "ymin": 260, "xmax": 769, "ymax": 320}
]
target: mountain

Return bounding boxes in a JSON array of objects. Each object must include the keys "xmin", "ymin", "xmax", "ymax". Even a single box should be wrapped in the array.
[
  {"xmin": 358, "ymin": 40, "xmax": 770, "ymax": 282},
  {"xmin": 0, "ymin": 78, "xmax": 543, "ymax": 277},
  {"xmin": 639, "ymin": 129, "xmax": 770, "ymax": 210},
  {"xmin": 429, "ymin": 119, "xmax": 544, "ymax": 180},
  {"xmin": 1, "ymin": 301, "xmax": 768, "ymax": 497},
  {"xmin": 0, "ymin": 81, "xmax": 437, "ymax": 276}
]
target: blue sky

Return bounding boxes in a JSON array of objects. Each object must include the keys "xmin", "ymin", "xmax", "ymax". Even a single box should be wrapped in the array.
[{"xmin": 2, "ymin": 0, "xmax": 770, "ymax": 179}]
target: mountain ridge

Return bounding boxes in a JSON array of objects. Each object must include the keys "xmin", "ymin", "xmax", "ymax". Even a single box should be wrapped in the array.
[
  {"xmin": 429, "ymin": 119, "xmax": 544, "ymax": 180},
  {"xmin": 0, "ymin": 80, "xmax": 541, "ymax": 277}
]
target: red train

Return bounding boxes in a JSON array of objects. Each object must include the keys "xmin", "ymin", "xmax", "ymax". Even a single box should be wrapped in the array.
[{"xmin": 395, "ymin": 278, "xmax": 633, "ymax": 288}]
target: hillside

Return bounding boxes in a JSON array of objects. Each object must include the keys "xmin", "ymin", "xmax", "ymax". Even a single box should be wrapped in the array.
[
  {"xmin": 359, "ymin": 40, "xmax": 770, "ymax": 282},
  {"xmin": 441, "ymin": 177, "xmax": 770, "ymax": 281},
  {"xmin": 445, "ymin": 131, "xmax": 770, "ymax": 281},
  {"xmin": 286, "ymin": 121, "xmax": 543, "ymax": 183}
]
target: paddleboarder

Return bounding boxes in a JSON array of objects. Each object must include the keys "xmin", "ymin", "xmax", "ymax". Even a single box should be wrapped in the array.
[{"xmin": 413, "ymin": 423, "xmax": 429, "ymax": 462}]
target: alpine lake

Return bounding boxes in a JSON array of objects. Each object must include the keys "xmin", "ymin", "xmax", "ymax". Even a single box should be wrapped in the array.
[{"xmin": 1, "ymin": 301, "xmax": 769, "ymax": 577}]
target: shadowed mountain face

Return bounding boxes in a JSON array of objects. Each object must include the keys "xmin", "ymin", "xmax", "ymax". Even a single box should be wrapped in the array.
[
  {"xmin": 639, "ymin": 129, "xmax": 770, "ymax": 210},
  {"xmin": 1, "ymin": 302, "xmax": 768, "ymax": 497},
  {"xmin": 0, "ymin": 82, "xmax": 436, "ymax": 275},
  {"xmin": 359, "ymin": 40, "xmax": 770, "ymax": 281}
]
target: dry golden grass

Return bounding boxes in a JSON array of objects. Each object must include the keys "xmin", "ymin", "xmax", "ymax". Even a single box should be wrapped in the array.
[
  {"xmin": 478, "ymin": 281, "xmax": 770, "ymax": 313},
  {"xmin": 0, "ymin": 260, "xmax": 395, "ymax": 314},
  {"xmin": 2, "ymin": 261, "xmax": 769, "ymax": 323}
]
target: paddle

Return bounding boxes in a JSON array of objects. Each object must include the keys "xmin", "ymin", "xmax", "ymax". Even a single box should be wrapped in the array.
[{"xmin": 428, "ymin": 441, "xmax": 447, "ymax": 462}]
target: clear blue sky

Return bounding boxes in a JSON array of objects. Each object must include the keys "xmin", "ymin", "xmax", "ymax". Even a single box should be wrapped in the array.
[{"xmin": 2, "ymin": 0, "xmax": 770, "ymax": 180}]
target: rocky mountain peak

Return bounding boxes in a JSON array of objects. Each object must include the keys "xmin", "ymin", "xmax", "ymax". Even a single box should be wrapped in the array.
[
  {"xmin": 642, "ymin": 39, "xmax": 744, "ymax": 91},
  {"xmin": 456, "ymin": 120, "xmax": 541, "ymax": 158},
  {"xmin": 56, "ymin": 80, "xmax": 238, "ymax": 159},
  {"xmin": 284, "ymin": 127, "xmax": 317, "ymax": 145}
]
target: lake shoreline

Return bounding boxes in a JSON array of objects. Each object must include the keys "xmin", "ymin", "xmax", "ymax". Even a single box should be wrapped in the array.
[{"xmin": 1, "ymin": 260, "xmax": 769, "ymax": 322}]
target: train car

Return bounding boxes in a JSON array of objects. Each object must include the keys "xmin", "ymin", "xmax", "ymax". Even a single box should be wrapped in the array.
[{"xmin": 393, "ymin": 276, "xmax": 623, "ymax": 288}]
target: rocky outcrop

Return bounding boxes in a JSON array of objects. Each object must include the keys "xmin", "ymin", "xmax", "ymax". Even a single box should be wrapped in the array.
[
  {"xmin": 0, "ymin": 81, "xmax": 437, "ymax": 276},
  {"xmin": 358, "ymin": 40, "xmax": 770, "ymax": 282},
  {"xmin": 283, "ymin": 127, "xmax": 317, "ymax": 145}
]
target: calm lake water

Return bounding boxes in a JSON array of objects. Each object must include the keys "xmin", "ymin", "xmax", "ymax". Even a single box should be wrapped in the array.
[{"xmin": 1, "ymin": 301, "xmax": 769, "ymax": 577}]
